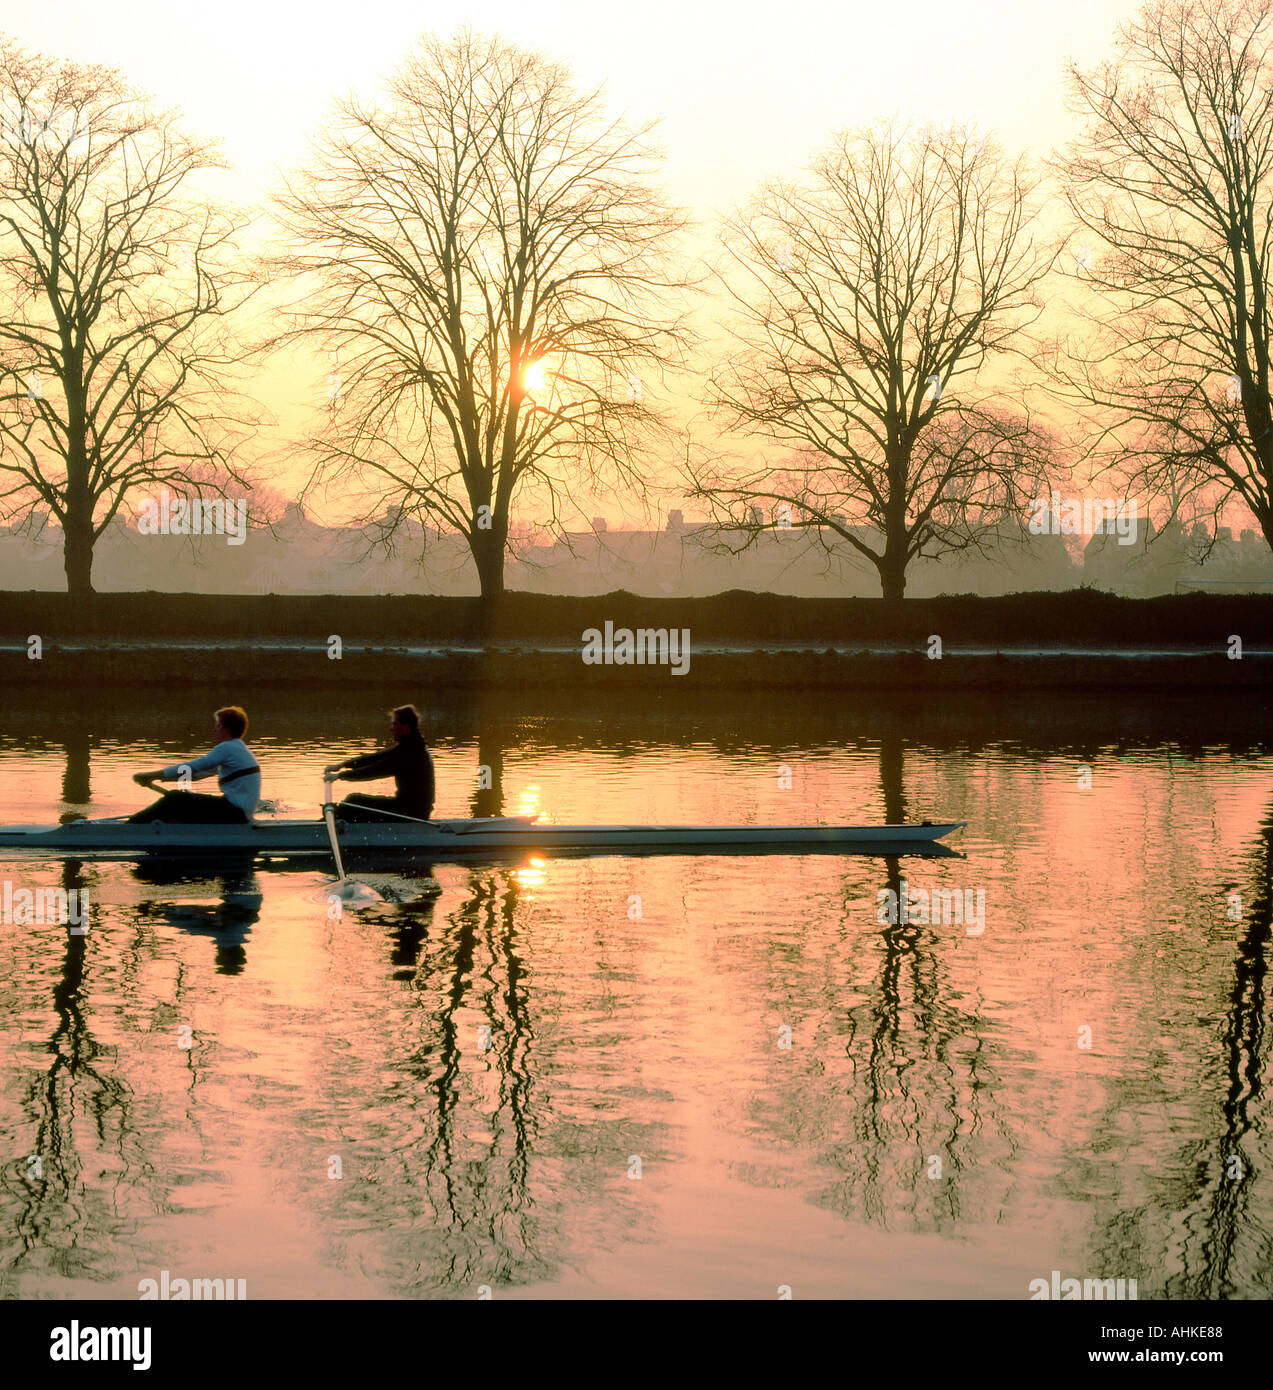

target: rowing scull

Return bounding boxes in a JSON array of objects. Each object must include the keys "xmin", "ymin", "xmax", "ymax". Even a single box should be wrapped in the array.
[{"xmin": 0, "ymin": 815, "xmax": 967, "ymax": 860}]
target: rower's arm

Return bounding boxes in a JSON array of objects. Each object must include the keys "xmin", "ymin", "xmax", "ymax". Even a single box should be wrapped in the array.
[
  {"xmin": 336, "ymin": 745, "xmax": 399, "ymax": 782},
  {"xmin": 157, "ymin": 745, "xmax": 231, "ymax": 783}
]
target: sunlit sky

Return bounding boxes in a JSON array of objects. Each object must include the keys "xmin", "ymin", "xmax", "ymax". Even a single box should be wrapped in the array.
[
  {"xmin": 4, "ymin": 0, "xmax": 1146, "ymax": 212},
  {"xmin": 3, "ymin": 0, "xmax": 1154, "ymax": 525}
]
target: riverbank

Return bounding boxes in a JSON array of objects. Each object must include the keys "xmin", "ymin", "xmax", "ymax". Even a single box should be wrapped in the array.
[
  {"xmin": 3, "ymin": 589, "xmax": 1272, "ymax": 687},
  {"xmin": 2, "ymin": 587, "xmax": 1273, "ymax": 644},
  {"xmin": 1, "ymin": 638, "xmax": 1270, "ymax": 688}
]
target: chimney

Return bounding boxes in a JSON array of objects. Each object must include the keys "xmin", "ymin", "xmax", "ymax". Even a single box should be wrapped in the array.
[
  {"xmin": 592, "ymin": 516, "xmax": 607, "ymax": 532},
  {"xmin": 667, "ymin": 509, "xmax": 684, "ymax": 532}
]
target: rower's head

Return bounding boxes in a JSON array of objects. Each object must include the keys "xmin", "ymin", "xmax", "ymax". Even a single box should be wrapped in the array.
[
  {"xmin": 389, "ymin": 704, "xmax": 419, "ymax": 741},
  {"xmin": 214, "ymin": 706, "xmax": 249, "ymax": 744}
]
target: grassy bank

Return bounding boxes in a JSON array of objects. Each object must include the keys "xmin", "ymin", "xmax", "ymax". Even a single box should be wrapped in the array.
[{"xmin": 2, "ymin": 588, "xmax": 1273, "ymax": 645}]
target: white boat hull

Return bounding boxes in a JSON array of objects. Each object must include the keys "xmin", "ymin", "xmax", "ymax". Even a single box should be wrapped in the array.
[{"xmin": 0, "ymin": 815, "xmax": 966, "ymax": 859}]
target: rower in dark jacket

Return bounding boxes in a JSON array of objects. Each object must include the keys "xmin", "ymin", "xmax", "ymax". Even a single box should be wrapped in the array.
[{"xmin": 326, "ymin": 704, "xmax": 435, "ymax": 822}]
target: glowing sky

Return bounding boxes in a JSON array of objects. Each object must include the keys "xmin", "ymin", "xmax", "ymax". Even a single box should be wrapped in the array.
[
  {"xmin": 5, "ymin": 0, "xmax": 1146, "ymax": 214},
  {"xmin": 2, "ymin": 0, "xmax": 1156, "ymax": 525}
]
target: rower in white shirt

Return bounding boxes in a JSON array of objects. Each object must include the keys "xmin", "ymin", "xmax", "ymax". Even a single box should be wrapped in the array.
[{"xmin": 130, "ymin": 706, "xmax": 261, "ymax": 824}]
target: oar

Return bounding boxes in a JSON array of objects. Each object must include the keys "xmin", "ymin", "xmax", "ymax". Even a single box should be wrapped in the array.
[{"xmin": 321, "ymin": 775, "xmax": 382, "ymax": 906}]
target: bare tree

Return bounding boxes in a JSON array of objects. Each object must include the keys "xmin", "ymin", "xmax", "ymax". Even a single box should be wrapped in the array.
[
  {"xmin": 1056, "ymin": 0, "xmax": 1273, "ymax": 551},
  {"xmin": 269, "ymin": 29, "xmax": 691, "ymax": 600},
  {"xmin": 0, "ymin": 40, "xmax": 258, "ymax": 596},
  {"xmin": 689, "ymin": 120, "xmax": 1056, "ymax": 603}
]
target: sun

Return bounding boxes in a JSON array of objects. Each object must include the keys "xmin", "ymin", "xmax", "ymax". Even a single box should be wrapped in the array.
[{"xmin": 522, "ymin": 359, "xmax": 547, "ymax": 395}]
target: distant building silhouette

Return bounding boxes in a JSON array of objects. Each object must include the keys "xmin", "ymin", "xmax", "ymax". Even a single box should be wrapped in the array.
[{"xmin": 0, "ymin": 501, "xmax": 1268, "ymax": 595}]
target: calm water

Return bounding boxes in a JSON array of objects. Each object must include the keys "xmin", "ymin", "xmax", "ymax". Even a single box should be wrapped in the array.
[{"xmin": 1, "ymin": 686, "xmax": 1271, "ymax": 1299}]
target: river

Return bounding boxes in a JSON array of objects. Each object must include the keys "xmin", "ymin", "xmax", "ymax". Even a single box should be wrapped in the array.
[{"xmin": 0, "ymin": 685, "xmax": 1269, "ymax": 1298}]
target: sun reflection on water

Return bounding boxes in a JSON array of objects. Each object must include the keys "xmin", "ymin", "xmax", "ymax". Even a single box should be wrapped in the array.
[{"xmin": 513, "ymin": 856, "xmax": 546, "ymax": 889}]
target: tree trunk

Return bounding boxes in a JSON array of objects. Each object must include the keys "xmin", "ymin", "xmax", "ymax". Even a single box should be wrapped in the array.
[
  {"xmin": 878, "ymin": 535, "xmax": 908, "ymax": 604},
  {"xmin": 63, "ymin": 394, "xmax": 95, "ymax": 595},
  {"xmin": 62, "ymin": 498, "xmax": 95, "ymax": 597},
  {"xmin": 880, "ymin": 453, "xmax": 909, "ymax": 605},
  {"xmin": 1259, "ymin": 506, "xmax": 1273, "ymax": 558},
  {"xmin": 470, "ymin": 522, "xmax": 506, "ymax": 599},
  {"xmin": 1252, "ymin": 443, "xmax": 1273, "ymax": 555}
]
